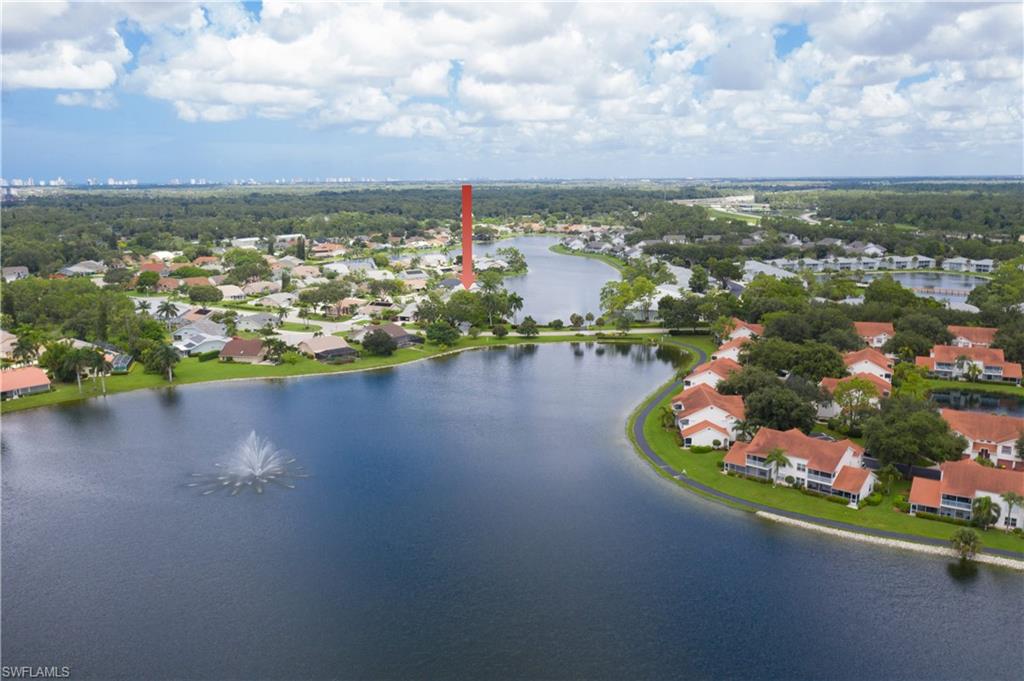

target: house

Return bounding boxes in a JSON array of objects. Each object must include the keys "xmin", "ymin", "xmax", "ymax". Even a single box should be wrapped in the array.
[
  {"xmin": 157, "ymin": 277, "xmax": 182, "ymax": 292},
  {"xmin": 297, "ymin": 336, "xmax": 357, "ymax": 361},
  {"xmin": 139, "ymin": 262, "xmax": 168, "ymax": 276},
  {"xmin": 59, "ymin": 260, "xmax": 107, "ymax": 277},
  {"xmin": 909, "ymin": 460, "xmax": 1024, "ymax": 529},
  {"xmin": 242, "ymin": 280, "xmax": 281, "ymax": 296},
  {"xmin": 916, "ymin": 346, "xmax": 1022, "ymax": 385},
  {"xmin": 853, "ymin": 321, "xmax": 895, "ymax": 349},
  {"xmin": 276, "ymin": 255, "xmax": 303, "ymax": 269},
  {"xmin": 290, "ymin": 265, "xmax": 320, "ymax": 280},
  {"xmin": 310, "ymin": 242, "xmax": 347, "ymax": 259},
  {"xmin": 216, "ymin": 284, "xmax": 246, "ymax": 301},
  {"xmin": 182, "ymin": 276, "xmax": 212, "ymax": 288},
  {"xmin": 0, "ymin": 366, "xmax": 51, "ymax": 399},
  {"xmin": 940, "ymin": 409, "xmax": 1024, "ymax": 470},
  {"xmin": 192, "ymin": 256, "xmax": 220, "ymax": 267},
  {"xmin": 257, "ymin": 292, "xmax": 297, "ymax": 308},
  {"xmin": 724, "ymin": 428, "xmax": 874, "ymax": 504},
  {"xmin": 236, "ymin": 313, "xmax": 280, "ymax": 332},
  {"xmin": 397, "ymin": 302, "xmax": 419, "ymax": 322},
  {"xmin": 350, "ymin": 323, "xmax": 422, "ymax": 348},
  {"xmin": 274, "ymin": 233, "xmax": 306, "ymax": 249},
  {"xmin": 173, "ymin": 319, "xmax": 228, "ymax": 339},
  {"xmin": 743, "ymin": 260, "xmax": 797, "ymax": 282},
  {"xmin": 817, "ymin": 373, "xmax": 892, "ymax": 420},
  {"xmin": 843, "ymin": 348, "xmax": 893, "ymax": 381},
  {"xmin": 172, "ymin": 331, "xmax": 230, "ymax": 356},
  {"xmin": 670, "ymin": 384, "xmax": 745, "ymax": 448},
  {"xmin": 329, "ymin": 297, "xmax": 368, "ymax": 317},
  {"xmin": 219, "ymin": 338, "xmax": 267, "ymax": 363},
  {"xmin": 683, "ymin": 357, "xmax": 742, "ymax": 389},
  {"xmin": 942, "ymin": 257, "xmax": 969, "ymax": 272},
  {"xmin": 231, "ymin": 237, "xmax": 262, "ymax": 249},
  {"xmin": 711, "ymin": 336, "xmax": 750, "ymax": 363},
  {"xmin": 2, "ymin": 266, "xmax": 29, "ymax": 282},
  {"xmin": 947, "ymin": 325, "xmax": 998, "ymax": 348},
  {"xmin": 0, "ymin": 329, "xmax": 18, "ymax": 360},
  {"xmin": 726, "ymin": 317, "xmax": 764, "ymax": 341}
]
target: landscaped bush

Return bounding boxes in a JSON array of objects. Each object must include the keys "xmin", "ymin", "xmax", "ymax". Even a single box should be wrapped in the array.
[
  {"xmin": 892, "ymin": 494, "xmax": 911, "ymax": 512},
  {"xmin": 197, "ymin": 350, "xmax": 220, "ymax": 362},
  {"xmin": 279, "ymin": 351, "xmax": 302, "ymax": 365},
  {"xmin": 800, "ymin": 488, "xmax": 852, "ymax": 505},
  {"xmin": 862, "ymin": 492, "xmax": 883, "ymax": 506},
  {"xmin": 1012, "ymin": 528, "xmax": 1023, "ymax": 537},
  {"xmin": 712, "ymin": 439, "xmax": 722, "ymax": 448},
  {"xmin": 784, "ymin": 475, "xmax": 795, "ymax": 485},
  {"xmin": 716, "ymin": 460, "xmax": 725, "ymax": 470},
  {"xmin": 548, "ymin": 319, "xmax": 564, "ymax": 329},
  {"xmin": 690, "ymin": 445, "xmax": 714, "ymax": 453},
  {"xmin": 914, "ymin": 511, "xmax": 971, "ymax": 527}
]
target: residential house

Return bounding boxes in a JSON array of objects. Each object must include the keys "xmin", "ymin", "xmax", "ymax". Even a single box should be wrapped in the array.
[
  {"xmin": 216, "ymin": 284, "xmax": 246, "ymax": 301},
  {"xmin": 139, "ymin": 262, "xmax": 168, "ymax": 276},
  {"xmin": 173, "ymin": 319, "xmax": 228, "ymax": 339},
  {"xmin": 916, "ymin": 346, "xmax": 1022, "ymax": 385},
  {"xmin": 817, "ymin": 373, "xmax": 892, "ymax": 420},
  {"xmin": 257, "ymin": 292, "xmax": 297, "ymax": 308},
  {"xmin": 853, "ymin": 321, "xmax": 895, "ymax": 349},
  {"xmin": 297, "ymin": 336, "xmax": 357, "ymax": 361},
  {"xmin": 242, "ymin": 280, "xmax": 281, "ymax": 296},
  {"xmin": 310, "ymin": 242, "xmax": 347, "ymax": 259},
  {"xmin": 942, "ymin": 257, "xmax": 970, "ymax": 272},
  {"xmin": 2, "ymin": 266, "xmax": 29, "ymax": 282},
  {"xmin": 60, "ymin": 260, "xmax": 107, "ymax": 277},
  {"xmin": 276, "ymin": 255, "xmax": 303, "ymax": 269},
  {"xmin": 236, "ymin": 313, "xmax": 280, "ymax": 332},
  {"xmin": 0, "ymin": 329, "xmax": 18, "ymax": 360},
  {"xmin": 947, "ymin": 325, "xmax": 998, "ymax": 348},
  {"xmin": 909, "ymin": 460, "xmax": 1024, "ymax": 528},
  {"xmin": 219, "ymin": 338, "xmax": 267, "ymax": 363},
  {"xmin": 724, "ymin": 427, "xmax": 874, "ymax": 503},
  {"xmin": 157, "ymin": 277, "xmax": 182, "ymax": 292},
  {"xmin": 290, "ymin": 265, "xmax": 320, "ymax": 280},
  {"xmin": 843, "ymin": 348, "xmax": 893, "ymax": 381},
  {"xmin": 182, "ymin": 276, "xmax": 212, "ymax": 288},
  {"xmin": 683, "ymin": 357, "xmax": 742, "ymax": 389},
  {"xmin": 192, "ymin": 256, "xmax": 220, "ymax": 267},
  {"xmin": 670, "ymin": 384, "xmax": 745, "ymax": 448},
  {"xmin": 329, "ymin": 297, "xmax": 368, "ymax": 317},
  {"xmin": 274, "ymin": 234, "xmax": 306, "ymax": 249},
  {"xmin": 743, "ymin": 260, "xmax": 797, "ymax": 282},
  {"xmin": 727, "ymin": 317, "xmax": 764, "ymax": 341},
  {"xmin": 940, "ymin": 409, "xmax": 1024, "ymax": 470},
  {"xmin": 231, "ymin": 237, "xmax": 262, "ymax": 250},
  {"xmin": 350, "ymin": 323, "xmax": 423, "ymax": 348},
  {"xmin": 0, "ymin": 366, "xmax": 51, "ymax": 399},
  {"xmin": 172, "ymin": 331, "xmax": 230, "ymax": 356},
  {"xmin": 712, "ymin": 336, "xmax": 750, "ymax": 363}
]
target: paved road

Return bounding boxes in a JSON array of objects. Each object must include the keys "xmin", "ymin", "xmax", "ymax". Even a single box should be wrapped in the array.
[{"xmin": 630, "ymin": 340, "xmax": 1022, "ymax": 560}]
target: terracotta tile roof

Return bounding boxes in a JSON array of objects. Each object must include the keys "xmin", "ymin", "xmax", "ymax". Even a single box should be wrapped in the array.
[
  {"xmin": 940, "ymin": 408, "xmax": 1024, "ymax": 444},
  {"xmin": 688, "ymin": 357, "xmax": 742, "ymax": 380},
  {"xmin": 182, "ymin": 277, "xmax": 212, "ymax": 287},
  {"xmin": 157, "ymin": 277, "xmax": 181, "ymax": 289},
  {"xmin": 670, "ymin": 384, "xmax": 745, "ymax": 419},
  {"xmin": 680, "ymin": 420, "xmax": 730, "ymax": 438},
  {"xmin": 832, "ymin": 466, "xmax": 871, "ymax": 494},
  {"xmin": 741, "ymin": 427, "xmax": 862, "ymax": 473},
  {"xmin": 908, "ymin": 477, "xmax": 941, "ymax": 508},
  {"xmin": 927, "ymin": 345, "xmax": 1022, "ymax": 379},
  {"xmin": 853, "ymin": 321, "xmax": 895, "ymax": 338},
  {"xmin": 723, "ymin": 441, "xmax": 749, "ymax": 467},
  {"xmin": 0, "ymin": 366, "xmax": 51, "ymax": 392},
  {"xmin": 843, "ymin": 348, "xmax": 891, "ymax": 369},
  {"xmin": 219, "ymin": 338, "xmax": 265, "ymax": 358},
  {"xmin": 947, "ymin": 325, "xmax": 997, "ymax": 346},
  {"xmin": 715, "ymin": 336, "xmax": 750, "ymax": 353},
  {"xmin": 730, "ymin": 317, "xmax": 764, "ymax": 335},
  {"xmin": 139, "ymin": 262, "xmax": 165, "ymax": 273},
  {"xmin": 819, "ymin": 372, "xmax": 892, "ymax": 396},
  {"xmin": 938, "ymin": 459, "xmax": 1024, "ymax": 498}
]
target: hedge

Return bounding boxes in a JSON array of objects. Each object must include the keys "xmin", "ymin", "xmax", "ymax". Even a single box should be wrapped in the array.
[
  {"xmin": 690, "ymin": 445, "xmax": 714, "ymax": 454},
  {"xmin": 197, "ymin": 350, "xmax": 220, "ymax": 362},
  {"xmin": 914, "ymin": 510, "xmax": 971, "ymax": 527},
  {"xmin": 800, "ymin": 487, "xmax": 852, "ymax": 505}
]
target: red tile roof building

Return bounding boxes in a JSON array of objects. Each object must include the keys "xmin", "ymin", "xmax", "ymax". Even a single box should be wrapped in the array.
[
  {"xmin": 219, "ymin": 338, "xmax": 267, "ymax": 364},
  {"xmin": 682, "ymin": 357, "xmax": 742, "ymax": 389},
  {"xmin": 916, "ymin": 345, "xmax": 1022, "ymax": 385},
  {"xmin": 947, "ymin": 325, "xmax": 998, "ymax": 348},
  {"xmin": 711, "ymin": 336, "xmax": 750, "ymax": 362},
  {"xmin": 842, "ymin": 348, "xmax": 893, "ymax": 381},
  {"xmin": 727, "ymin": 317, "xmax": 764, "ymax": 340},
  {"xmin": 939, "ymin": 408, "xmax": 1024, "ymax": 470},
  {"xmin": 853, "ymin": 321, "xmax": 895, "ymax": 348},
  {"xmin": 909, "ymin": 460, "xmax": 1024, "ymax": 529},
  {"xmin": 0, "ymin": 366, "xmax": 51, "ymax": 399},
  {"xmin": 670, "ymin": 384, "xmax": 745, "ymax": 448}
]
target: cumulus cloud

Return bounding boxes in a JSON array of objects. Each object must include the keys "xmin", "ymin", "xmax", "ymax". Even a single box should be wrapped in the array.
[{"xmin": 2, "ymin": 1, "xmax": 1021, "ymax": 168}]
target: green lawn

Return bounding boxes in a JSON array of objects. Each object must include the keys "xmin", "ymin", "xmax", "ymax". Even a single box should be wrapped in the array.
[
  {"xmin": 636, "ymin": 379, "xmax": 1024, "ymax": 555},
  {"xmin": 926, "ymin": 378, "xmax": 1024, "ymax": 397},
  {"xmin": 2, "ymin": 334, "xmax": 671, "ymax": 415},
  {"xmin": 707, "ymin": 207, "xmax": 761, "ymax": 225},
  {"xmin": 279, "ymin": 321, "xmax": 321, "ymax": 332},
  {"xmin": 548, "ymin": 244, "xmax": 625, "ymax": 272}
]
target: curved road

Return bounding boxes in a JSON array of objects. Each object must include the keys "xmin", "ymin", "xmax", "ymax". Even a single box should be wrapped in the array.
[{"xmin": 631, "ymin": 340, "xmax": 1022, "ymax": 560}]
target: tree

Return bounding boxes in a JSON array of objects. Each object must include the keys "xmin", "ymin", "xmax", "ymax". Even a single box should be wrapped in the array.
[
  {"xmin": 971, "ymin": 496, "xmax": 1001, "ymax": 530},
  {"xmin": 791, "ymin": 342, "xmax": 847, "ymax": 383},
  {"xmin": 876, "ymin": 464, "xmax": 901, "ymax": 496},
  {"xmin": 764, "ymin": 447, "xmax": 791, "ymax": 485},
  {"xmin": 964, "ymin": 362, "xmax": 982, "ymax": 383},
  {"xmin": 585, "ymin": 312, "xmax": 594, "ymax": 327},
  {"xmin": 894, "ymin": 313, "xmax": 953, "ymax": 344},
  {"xmin": 155, "ymin": 300, "xmax": 178, "ymax": 328},
  {"xmin": 893, "ymin": 363, "xmax": 929, "ymax": 400},
  {"xmin": 1000, "ymin": 492, "xmax": 1022, "ymax": 529},
  {"xmin": 492, "ymin": 324, "xmax": 509, "ymax": 338},
  {"xmin": 11, "ymin": 327, "xmax": 43, "ymax": 364},
  {"xmin": 143, "ymin": 343, "xmax": 180, "ymax": 382},
  {"xmin": 659, "ymin": 295, "xmax": 701, "ymax": 332},
  {"xmin": 362, "ymin": 329, "xmax": 397, "ymax": 356},
  {"xmin": 744, "ymin": 386, "xmax": 816, "ymax": 433},
  {"xmin": 832, "ymin": 377, "xmax": 881, "ymax": 430},
  {"xmin": 517, "ymin": 316, "xmax": 539, "ymax": 337},
  {"xmin": 263, "ymin": 338, "xmax": 291, "ymax": 362},
  {"xmin": 864, "ymin": 398, "xmax": 967, "ymax": 467},
  {"xmin": 882, "ymin": 331, "xmax": 933, "ymax": 360},
  {"xmin": 426, "ymin": 321, "xmax": 460, "ymax": 346},
  {"xmin": 569, "ymin": 313, "xmax": 585, "ymax": 329},
  {"xmin": 950, "ymin": 528, "xmax": 980, "ymax": 561},
  {"xmin": 61, "ymin": 347, "xmax": 89, "ymax": 394},
  {"xmin": 135, "ymin": 299, "xmax": 151, "ymax": 313},
  {"xmin": 548, "ymin": 319, "xmax": 564, "ymax": 329},
  {"xmin": 733, "ymin": 418, "xmax": 759, "ymax": 442},
  {"xmin": 865, "ymin": 274, "xmax": 918, "ymax": 308},
  {"xmin": 136, "ymin": 270, "xmax": 160, "ymax": 291},
  {"xmin": 689, "ymin": 265, "xmax": 708, "ymax": 293},
  {"xmin": 87, "ymin": 348, "xmax": 112, "ymax": 395},
  {"xmin": 188, "ymin": 285, "xmax": 223, "ymax": 303},
  {"xmin": 717, "ymin": 365, "xmax": 780, "ymax": 397},
  {"xmin": 296, "ymin": 237, "xmax": 306, "ymax": 260}
]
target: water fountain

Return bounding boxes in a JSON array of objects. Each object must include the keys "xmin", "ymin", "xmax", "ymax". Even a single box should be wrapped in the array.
[{"xmin": 188, "ymin": 431, "xmax": 306, "ymax": 495}]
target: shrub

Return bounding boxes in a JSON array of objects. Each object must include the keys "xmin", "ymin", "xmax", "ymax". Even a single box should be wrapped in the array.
[
  {"xmin": 914, "ymin": 510, "xmax": 971, "ymax": 527},
  {"xmin": 468, "ymin": 326, "xmax": 482, "ymax": 338},
  {"xmin": 362, "ymin": 329, "xmax": 397, "ymax": 356},
  {"xmin": 716, "ymin": 460, "xmax": 725, "ymax": 470},
  {"xmin": 862, "ymin": 492, "xmax": 883, "ymax": 506},
  {"xmin": 800, "ymin": 488, "xmax": 852, "ymax": 505},
  {"xmin": 1012, "ymin": 528, "xmax": 1023, "ymax": 537},
  {"xmin": 785, "ymin": 475, "xmax": 795, "ymax": 485},
  {"xmin": 280, "ymin": 351, "xmax": 302, "ymax": 365},
  {"xmin": 492, "ymin": 324, "xmax": 509, "ymax": 338},
  {"xmin": 712, "ymin": 439, "xmax": 722, "ymax": 448},
  {"xmin": 197, "ymin": 350, "xmax": 220, "ymax": 362},
  {"xmin": 690, "ymin": 445, "xmax": 713, "ymax": 453},
  {"xmin": 548, "ymin": 319, "xmax": 564, "ymax": 329}
]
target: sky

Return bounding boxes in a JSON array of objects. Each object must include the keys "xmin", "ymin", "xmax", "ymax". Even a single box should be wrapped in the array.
[{"xmin": 2, "ymin": 1, "xmax": 1022, "ymax": 182}]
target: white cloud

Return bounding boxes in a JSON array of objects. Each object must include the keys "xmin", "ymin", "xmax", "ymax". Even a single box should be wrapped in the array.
[{"xmin": 1, "ymin": 1, "xmax": 1021, "ymax": 169}]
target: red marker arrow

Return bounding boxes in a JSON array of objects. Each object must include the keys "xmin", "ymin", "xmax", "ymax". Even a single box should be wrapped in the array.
[{"xmin": 460, "ymin": 184, "xmax": 475, "ymax": 288}]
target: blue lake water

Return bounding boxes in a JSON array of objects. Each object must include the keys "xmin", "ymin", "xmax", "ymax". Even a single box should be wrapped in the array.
[
  {"xmin": 862, "ymin": 271, "xmax": 989, "ymax": 302},
  {"xmin": 930, "ymin": 389, "xmax": 1024, "ymax": 417},
  {"xmin": 3, "ymin": 344, "xmax": 1022, "ymax": 680}
]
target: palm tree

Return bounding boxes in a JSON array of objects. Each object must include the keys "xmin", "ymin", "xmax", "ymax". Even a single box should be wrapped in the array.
[
  {"xmin": 971, "ymin": 496, "xmax": 1001, "ymax": 530},
  {"xmin": 964, "ymin": 362, "xmax": 982, "ymax": 383},
  {"xmin": 1000, "ymin": 492, "xmax": 1023, "ymax": 530},
  {"xmin": 12, "ymin": 329, "xmax": 42, "ymax": 365},
  {"xmin": 148, "ymin": 343, "xmax": 180, "ymax": 383},
  {"xmin": 135, "ymin": 299, "xmax": 151, "ymax": 314},
  {"xmin": 734, "ymin": 419, "xmax": 758, "ymax": 442},
  {"xmin": 585, "ymin": 312, "xmax": 594, "ymax": 328},
  {"xmin": 950, "ymin": 528, "xmax": 980, "ymax": 560},
  {"xmin": 877, "ymin": 463, "xmax": 901, "ymax": 497},
  {"xmin": 87, "ymin": 349, "xmax": 112, "ymax": 395},
  {"xmin": 507, "ymin": 292, "xmax": 524, "ymax": 323},
  {"xmin": 298, "ymin": 304, "xmax": 311, "ymax": 329},
  {"xmin": 61, "ymin": 348, "xmax": 88, "ymax": 394},
  {"xmin": 764, "ymin": 447, "xmax": 791, "ymax": 485},
  {"xmin": 661, "ymin": 405, "xmax": 678, "ymax": 430},
  {"xmin": 156, "ymin": 300, "xmax": 178, "ymax": 328}
]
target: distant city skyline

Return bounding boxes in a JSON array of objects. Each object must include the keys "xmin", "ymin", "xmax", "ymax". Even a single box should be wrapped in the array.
[{"xmin": 3, "ymin": 2, "xmax": 1022, "ymax": 180}]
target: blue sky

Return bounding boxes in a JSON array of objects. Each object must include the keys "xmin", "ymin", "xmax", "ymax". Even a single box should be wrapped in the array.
[{"xmin": 2, "ymin": 2, "xmax": 1021, "ymax": 182}]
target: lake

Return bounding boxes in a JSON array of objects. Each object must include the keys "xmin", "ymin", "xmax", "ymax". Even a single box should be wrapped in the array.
[
  {"xmin": 468, "ymin": 235, "xmax": 618, "ymax": 323},
  {"xmin": 863, "ymin": 271, "xmax": 989, "ymax": 302},
  {"xmin": 930, "ymin": 389, "xmax": 1024, "ymax": 417},
  {"xmin": 3, "ymin": 345, "xmax": 1022, "ymax": 680}
]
